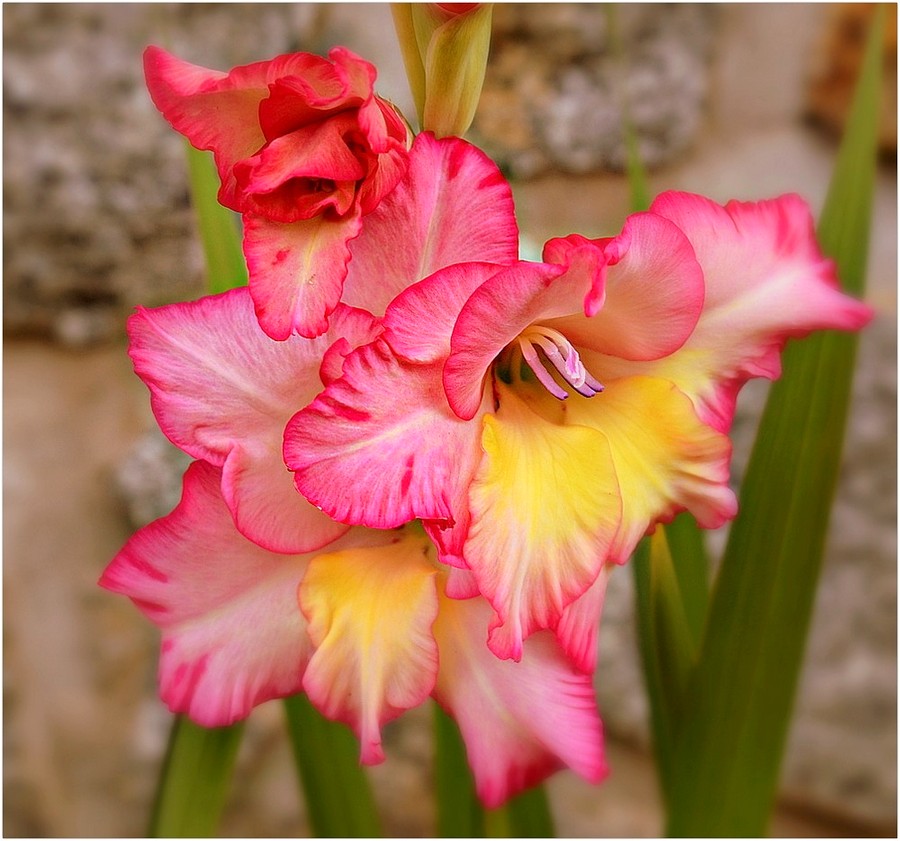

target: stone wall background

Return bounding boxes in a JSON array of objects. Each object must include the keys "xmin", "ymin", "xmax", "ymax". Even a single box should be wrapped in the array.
[{"xmin": 4, "ymin": 3, "xmax": 896, "ymax": 837}]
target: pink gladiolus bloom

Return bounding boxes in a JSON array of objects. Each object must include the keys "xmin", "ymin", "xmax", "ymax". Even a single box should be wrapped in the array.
[
  {"xmin": 103, "ymin": 232, "xmax": 605, "ymax": 802},
  {"xmin": 101, "ymin": 462, "xmax": 607, "ymax": 805},
  {"xmin": 144, "ymin": 45, "xmax": 410, "ymax": 340},
  {"xmin": 285, "ymin": 191, "xmax": 874, "ymax": 666},
  {"xmin": 123, "ymin": 130, "xmax": 515, "ymax": 554}
]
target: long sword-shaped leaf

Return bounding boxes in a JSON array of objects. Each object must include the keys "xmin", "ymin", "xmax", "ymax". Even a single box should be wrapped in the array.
[
  {"xmin": 485, "ymin": 786, "xmax": 555, "ymax": 839},
  {"xmin": 632, "ymin": 528, "xmax": 701, "ymax": 811},
  {"xmin": 498, "ymin": 784, "xmax": 555, "ymax": 838},
  {"xmin": 184, "ymin": 143, "xmax": 248, "ymax": 294},
  {"xmin": 667, "ymin": 7, "xmax": 885, "ymax": 835},
  {"xmin": 434, "ymin": 703, "xmax": 484, "ymax": 836},
  {"xmin": 283, "ymin": 694, "xmax": 382, "ymax": 837},
  {"xmin": 149, "ymin": 717, "xmax": 244, "ymax": 837}
]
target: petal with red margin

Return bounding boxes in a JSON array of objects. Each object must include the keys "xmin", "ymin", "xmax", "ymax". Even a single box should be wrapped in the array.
[
  {"xmin": 299, "ymin": 527, "xmax": 439, "ymax": 764},
  {"xmin": 554, "ymin": 563, "xmax": 613, "ymax": 674},
  {"xmin": 341, "ymin": 133, "xmax": 519, "ymax": 315},
  {"xmin": 144, "ymin": 47, "xmax": 317, "ymax": 211},
  {"xmin": 243, "ymin": 206, "xmax": 363, "ymax": 340},
  {"xmin": 285, "ymin": 338, "xmax": 486, "ymax": 529},
  {"xmin": 99, "ymin": 461, "xmax": 318, "ymax": 726},
  {"xmin": 542, "ymin": 213, "xmax": 704, "ymax": 362},
  {"xmin": 127, "ymin": 289, "xmax": 379, "ymax": 552},
  {"xmin": 464, "ymin": 385, "xmax": 622, "ymax": 661},
  {"xmin": 647, "ymin": 191, "xmax": 874, "ymax": 431},
  {"xmin": 382, "ymin": 261, "xmax": 503, "ymax": 363},
  {"xmin": 432, "ymin": 587, "xmax": 608, "ymax": 807}
]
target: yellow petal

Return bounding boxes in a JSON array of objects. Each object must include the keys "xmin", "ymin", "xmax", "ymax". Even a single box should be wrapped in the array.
[
  {"xmin": 299, "ymin": 527, "xmax": 439, "ymax": 763},
  {"xmin": 565, "ymin": 375, "xmax": 737, "ymax": 562},
  {"xmin": 464, "ymin": 384, "xmax": 622, "ymax": 660}
]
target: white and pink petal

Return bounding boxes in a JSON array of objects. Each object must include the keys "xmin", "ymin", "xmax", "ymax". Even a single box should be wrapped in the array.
[
  {"xmin": 99, "ymin": 461, "xmax": 313, "ymax": 726},
  {"xmin": 127, "ymin": 289, "xmax": 379, "ymax": 553},
  {"xmin": 647, "ymin": 191, "xmax": 874, "ymax": 431},
  {"xmin": 432, "ymin": 587, "xmax": 608, "ymax": 807}
]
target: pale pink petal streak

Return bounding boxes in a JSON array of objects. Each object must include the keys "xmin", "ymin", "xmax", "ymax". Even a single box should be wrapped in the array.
[
  {"xmin": 432, "ymin": 590, "xmax": 608, "ymax": 807},
  {"xmin": 99, "ymin": 461, "xmax": 313, "ymax": 726},
  {"xmin": 341, "ymin": 132, "xmax": 519, "ymax": 315}
]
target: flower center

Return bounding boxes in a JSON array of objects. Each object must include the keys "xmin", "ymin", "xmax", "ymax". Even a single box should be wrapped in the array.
[{"xmin": 512, "ymin": 325, "xmax": 604, "ymax": 400}]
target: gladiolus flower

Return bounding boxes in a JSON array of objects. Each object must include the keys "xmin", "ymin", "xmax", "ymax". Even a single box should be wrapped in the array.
[
  {"xmin": 284, "ymin": 191, "xmax": 873, "ymax": 667},
  {"xmin": 102, "ymin": 202, "xmax": 605, "ymax": 801},
  {"xmin": 101, "ymin": 461, "xmax": 607, "ymax": 805},
  {"xmin": 144, "ymin": 45, "xmax": 410, "ymax": 340}
]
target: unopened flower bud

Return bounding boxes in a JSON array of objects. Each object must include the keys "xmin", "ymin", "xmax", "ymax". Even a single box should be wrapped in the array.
[{"xmin": 392, "ymin": 3, "xmax": 492, "ymax": 138}]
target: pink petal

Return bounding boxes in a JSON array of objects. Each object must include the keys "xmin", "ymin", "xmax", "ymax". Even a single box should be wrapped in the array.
[
  {"xmin": 285, "ymin": 338, "xmax": 487, "ymax": 529},
  {"xmin": 443, "ymin": 259, "xmax": 585, "ymax": 420},
  {"xmin": 554, "ymin": 563, "xmax": 613, "ymax": 674},
  {"xmin": 464, "ymin": 385, "xmax": 623, "ymax": 661},
  {"xmin": 299, "ymin": 527, "xmax": 440, "ymax": 764},
  {"xmin": 234, "ymin": 115, "xmax": 366, "ymax": 222},
  {"xmin": 542, "ymin": 213, "xmax": 705, "ymax": 361},
  {"xmin": 243, "ymin": 207, "xmax": 363, "ymax": 340},
  {"xmin": 128, "ymin": 289, "xmax": 379, "ymax": 552},
  {"xmin": 341, "ymin": 132, "xmax": 519, "ymax": 315},
  {"xmin": 382, "ymin": 262, "xmax": 504, "ymax": 363},
  {"xmin": 432, "ymin": 588, "xmax": 608, "ymax": 807},
  {"xmin": 144, "ymin": 46, "xmax": 313, "ymax": 211},
  {"xmin": 648, "ymin": 191, "xmax": 874, "ymax": 431},
  {"xmin": 99, "ymin": 461, "xmax": 314, "ymax": 726},
  {"xmin": 257, "ymin": 48, "xmax": 372, "ymax": 140}
]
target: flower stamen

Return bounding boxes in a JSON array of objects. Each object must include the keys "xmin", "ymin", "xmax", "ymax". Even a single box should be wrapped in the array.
[{"xmin": 517, "ymin": 325, "xmax": 604, "ymax": 400}]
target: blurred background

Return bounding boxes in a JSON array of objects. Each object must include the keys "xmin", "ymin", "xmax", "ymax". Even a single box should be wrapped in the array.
[{"xmin": 4, "ymin": 3, "xmax": 896, "ymax": 837}]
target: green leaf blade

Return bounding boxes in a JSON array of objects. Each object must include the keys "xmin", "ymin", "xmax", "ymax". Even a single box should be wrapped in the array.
[
  {"xmin": 666, "ymin": 6, "xmax": 885, "ymax": 835},
  {"xmin": 633, "ymin": 528, "xmax": 701, "ymax": 808},
  {"xmin": 434, "ymin": 702, "xmax": 484, "ymax": 837},
  {"xmin": 149, "ymin": 717, "xmax": 244, "ymax": 837},
  {"xmin": 184, "ymin": 143, "xmax": 248, "ymax": 295},
  {"xmin": 283, "ymin": 694, "xmax": 382, "ymax": 837}
]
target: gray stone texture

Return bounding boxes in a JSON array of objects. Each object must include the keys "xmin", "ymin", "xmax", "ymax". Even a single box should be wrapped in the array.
[{"xmin": 473, "ymin": 4, "xmax": 716, "ymax": 177}]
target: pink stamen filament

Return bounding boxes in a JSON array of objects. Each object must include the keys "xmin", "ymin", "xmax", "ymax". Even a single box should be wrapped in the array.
[{"xmin": 517, "ymin": 325, "xmax": 604, "ymax": 400}]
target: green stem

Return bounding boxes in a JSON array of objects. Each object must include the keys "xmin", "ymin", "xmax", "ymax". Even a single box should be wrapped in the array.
[
  {"xmin": 434, "ymin": 703, "xmax": 484, "ymax": 836},
  {"xmin": 283, "ymin": 694, "xmax": 382, "ymax": 837},
  {"xmin": 148, "ymin": 716, "xmax": 244, "ymax": 837}
]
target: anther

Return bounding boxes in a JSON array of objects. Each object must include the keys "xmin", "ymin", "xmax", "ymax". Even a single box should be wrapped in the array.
[{"xmin": 517, "ymin": 326, "xmax": 604, "ymax": 400}]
